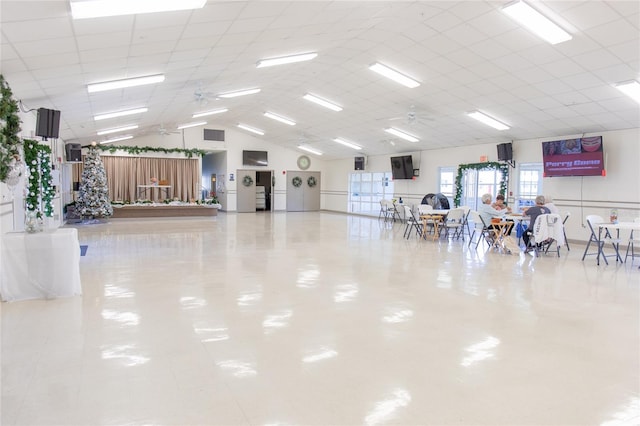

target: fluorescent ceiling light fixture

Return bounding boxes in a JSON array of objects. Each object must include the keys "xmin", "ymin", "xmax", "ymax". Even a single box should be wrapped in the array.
[
  {"xmin": 384, "ymin": 127, "xmax": 419, "ymax": 143},
  {"xmin": 177, "ymin": 121, "xmax": 207, "ymax": 130},
  {"xmin": 94, "ymin": 107, "xmax": 148, "ymax": 121},
  {"xmin": 369, "ymin": 62, "xmax": 420, "ymax": 88},
  {"xmin": 192, "ymin": 108, "xmax": 228, "ymax": 118},
  {"xmin": 333, "ymin": 138, "xmax": 362, "ymax": 150},
  {"xmin": 467, "ymin": 111, "xmax": 510, "ymax": 131},
  {"xmin": 87, "ymin": 74, "xmax": 165, "ymax": 93},
  {"xmin": 101, "ymin": 135, "xmax": 133, "ymax": 144},
  {"xmin": 256, "ymin": 52, "xmax": 318, "ymax": 68},
  {"xmin": 97, "ymin": 125, "xmax": 138, "ymax": 135},
  {"xmin": 218, "ymin": 88, "xmax": 261, "ymax": 98},
  {"xmin": 237, "ymin": 123, "xmax": 265, "ymax": 136},
  {"xmin": 264, "ymin": 112, "xmax": 296, "ymax": 126},
  {"xmin": 502, "ymin": 1, "xmax": 572, "ymax": 45},
  {"xmin": 71, "ymin": 0, "xmax": 207, "ymax": 19},
  {"xmin": 299, "ymin": 145, "xmax": 323, "ymax": 156},
  {"xmin": 303, "ymin": 93, "xmax": 342, "ymax": 112},
  {"xmin": 615, "ymin": 80, "xmax": 640, "ymax": 104}
]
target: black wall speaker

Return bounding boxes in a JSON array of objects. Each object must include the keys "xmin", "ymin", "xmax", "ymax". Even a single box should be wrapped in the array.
[
  {"xmin": 65, "ymin": 143, "xmax": 82, "ymax": 162},
  {"xmin": 203, "ymin": 129, "xmax": 225, "ymax": 141},
  {"xmin": 354, "ymin": 156, "xmax": 365, "ymax": 170},
  {"xmin": 497, "ymin": 142, "xmax": 513, "ymax": 161},
  {"xmin": 72, "ymin": 182, "xmax": 80, "ymax": 191},
  {"xmin": 35, "ymin": 108, "xmax": 61, "ymax": 139}
]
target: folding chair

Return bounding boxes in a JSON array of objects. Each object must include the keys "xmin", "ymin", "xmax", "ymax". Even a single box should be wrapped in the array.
[
  {"xmin": 467, "ymin": 210, "xmax": 492, "ymax": 249},
  {"xmin": 528, "ymin": 213, "xmax": 564, "ymax": 257},
  {"xmin": 442, "ymin": 208, "xmax": 465, "ymax": 240},
  {"xmin": 624, "ymin": 218, "xmax": 640, "ymax": 266},
  {"xmin": 581, "ymin": 215, "xmax": 622, "ymax": 265},
  {"xmin": 403, "ymin": 205, "xmax": 423, "ymax": 239},
  {"xmin": 561, "ymin": 212, "xmax": 570, "ymax": 251}
]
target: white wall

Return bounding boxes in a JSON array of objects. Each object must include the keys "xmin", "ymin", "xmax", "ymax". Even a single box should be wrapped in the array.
[
  {"xmin": 321, "ymin": 128, "xmax": 640, "ymax": 242},
  {"xmin": 3, "ymin": 115, "xmax": 637, "ymax": 244}
]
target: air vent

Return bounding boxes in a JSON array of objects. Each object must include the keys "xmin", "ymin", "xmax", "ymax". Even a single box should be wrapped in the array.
[{"xmin": 203, "ymin": 129, "xmax": 225, "ymax": 141}]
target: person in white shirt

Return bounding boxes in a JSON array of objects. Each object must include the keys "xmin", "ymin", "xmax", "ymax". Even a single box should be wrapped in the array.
[
  {"xmin": 544, "ymin": 196, "xmax": 560, "ymax": 215},
  {"xmin": 478, "ymin": 193, "xmax": 510, "ymax": 225}
]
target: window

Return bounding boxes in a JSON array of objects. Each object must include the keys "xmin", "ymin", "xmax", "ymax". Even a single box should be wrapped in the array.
[
  {"xmin": 459, "ymin": 168, "xmax": 502, "ymax": 210},
  {"xmin": 439, "ymin": 167, "xmax": 455, "ymax": 207},
  {"xmin": 517, "ymin": 163, "xmax": 543, "ymax": 212},
  {"xmin": 349, "ymin": 172, "xmax": 394, "ymax": 215}
]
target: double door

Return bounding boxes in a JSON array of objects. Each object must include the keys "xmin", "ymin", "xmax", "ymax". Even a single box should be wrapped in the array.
[{"xmin": 286, "ymin": 171, "xmax": 320, "ymax": 212}]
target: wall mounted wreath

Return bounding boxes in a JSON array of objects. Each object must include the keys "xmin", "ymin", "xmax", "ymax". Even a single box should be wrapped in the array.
[
  {"xmin": 307, "ymin": 176, "xmax": 317, "ymax": 188},
  {"xmin": 454, "ymin": 161, "xmax": 509, "ymax": 207},
  {"xmin": 292, "ymin": 176, "xmax": 302, "ymax": 188},
  {"xmin": 242, "ymin": 175, "xmax": 254, "ymax": 187}
]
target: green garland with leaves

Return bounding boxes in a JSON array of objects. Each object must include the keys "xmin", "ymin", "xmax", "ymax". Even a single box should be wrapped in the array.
[
  {"xmin": 292, "ymin": 176, "xmax": 302, "ymax": 188},
  {"xmin": 96, "ymin": 144, "xmax": 206, "ymax": 158},
  {"xmin": 24, "ymin": 139, "xmax": 54, "ymax": 217},
  {"xmin": 454, "ymin": 162, "xmax": 509, "ymax": 207},
  {"xmin": 307, "ymin": 176, "xmax": 317, "ymax": 188},
  {"xmin": 0, "ymin": 74, "xmax": 22, "ymax": 182}
]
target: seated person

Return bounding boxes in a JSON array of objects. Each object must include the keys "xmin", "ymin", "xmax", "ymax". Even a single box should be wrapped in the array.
[
  {"xmin": 544, "ymin": 196, "xmax": 560, "ymax": 215},
  {"xmin": 478, "ymin": 193, "xmax": 512, "ymax": 236},
  {"xmin": 523, "ymin": 195, "xmax": 551, "ymax": 247},
  {"xmin": 491, "ymin": 194, "xmax": 510, "ymax": 211}
]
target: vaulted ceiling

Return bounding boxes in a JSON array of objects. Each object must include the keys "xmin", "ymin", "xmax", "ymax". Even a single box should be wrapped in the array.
[{"xmin": 1, "ymin": 1, "xmax": 639, "ymax": 159}]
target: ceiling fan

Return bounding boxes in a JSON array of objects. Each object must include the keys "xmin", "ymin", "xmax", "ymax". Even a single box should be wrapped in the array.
[
  {"xmin": 156, "ymin": 123, "xmax": 180, "ymax": 136},
  {"xmin": 193, "ymin": 83, "xmax": 216, "ymax": 106},
  {"xmin": 385, "ymin": 105, "xmax": 434, "ymax": 125}
]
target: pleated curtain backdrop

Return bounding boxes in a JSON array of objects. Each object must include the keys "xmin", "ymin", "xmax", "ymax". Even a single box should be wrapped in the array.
[{"xmin": 73, "ymin": 156, "xmax": 200, "ymax": 202}]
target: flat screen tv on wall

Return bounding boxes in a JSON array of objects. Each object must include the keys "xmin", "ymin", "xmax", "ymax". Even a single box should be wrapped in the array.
[
  {"xmin": 242, "ymin": 150, "xmax": 268, "ymax": 167},
  {"xmin": 390, "ymin": 155, "xmax": 414, "ymax": 179},
  {"xmin": 542, "ymin": 136, "xmax": 604, "ymax": 177}
]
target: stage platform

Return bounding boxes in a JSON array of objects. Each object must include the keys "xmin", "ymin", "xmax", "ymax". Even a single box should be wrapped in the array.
[{"xmin": 111, "ymin": 205, "xmax": 218, "ymax": 219}]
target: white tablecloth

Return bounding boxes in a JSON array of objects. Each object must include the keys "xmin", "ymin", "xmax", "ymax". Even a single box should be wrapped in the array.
[{"xmin": 0, "ymin": 228, "xmax": 82, "ymax": 302}]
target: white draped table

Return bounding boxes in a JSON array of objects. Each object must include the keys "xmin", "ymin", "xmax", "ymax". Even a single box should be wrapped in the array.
[{"xmin": 0, "ymin": 228, "xmax": 82, "ymax": 302}]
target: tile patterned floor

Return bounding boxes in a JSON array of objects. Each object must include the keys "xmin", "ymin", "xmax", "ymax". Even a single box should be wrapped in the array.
[{"xmin": 2, "ymin": 212, "xmax": 639, "ymax": 425}]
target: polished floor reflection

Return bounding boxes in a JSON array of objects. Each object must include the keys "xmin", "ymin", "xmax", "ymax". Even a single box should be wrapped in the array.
[{"xmin": 2, "ymin": 212, "xmax": 639, "ymax": 425}]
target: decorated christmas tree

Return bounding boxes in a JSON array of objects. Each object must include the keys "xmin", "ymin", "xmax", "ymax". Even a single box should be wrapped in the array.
[
  {"xmin": 0, "ymin": 74, "xmax": 23, "ymax": 184},
  {"xmin": 77, "ymin": 143, "xmax": 113, "ymax": 218}
]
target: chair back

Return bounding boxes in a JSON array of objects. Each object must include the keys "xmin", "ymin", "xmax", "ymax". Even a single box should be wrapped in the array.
[
  {"xmin": 532, "ymin": 213, "xmax": 565, "ymax": 245},
  {"xmin": 468, "ymin": 210, "xmax": 487, "ymax": 229},
  {"xmin": 562, "ymin": 211, "xmax": 570, "ymax": 225},
  {"xmin": 446, "ymin": 208, "xmax": 465, "ymax": 222},
  {"xmin": 403, "ymin": 205, "xmax": 415, "ymax": 221},
  {"xmin": 418, "ymin": 204, "xmax": 433, "ymax": 215},
  {"xmin": 585, "ymin": 215, "xmax": 603, "ymax": 235}
]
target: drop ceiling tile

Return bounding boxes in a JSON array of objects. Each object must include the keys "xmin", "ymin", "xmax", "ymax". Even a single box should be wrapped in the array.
[
  {"xmin": 0, "ymin": 1, "xmax": 67, "ymax": 22},
  {"xmin": 76, "ymin": 32, "xmax": 132, "ymax": 51},
  {"xmin": 590, "ymin": 63, "xmax": 637, "ymax": 83},
  {"xmin": 12, "ymin": 37, "xmax": 77, "ymax": 58},
  {"xmin": 79, "ymin": 47, "xmax": 130, "ymax": 63},
  {"xmin": 22, "ymin": 52, "xmax": 80, "ymax": 70},
  {"xmin": 586, "ymin": 19, "xmax": 639, "ymax": 47},
  {"xmin": 534, "ymin": 79, "xmax": 574, "ymax": 96},
  {"xmin": 539, "ymin": 58, "xmax": 586, "ymax": 78},
  {"xmin": 553, "ymin": 34, "xmax": 603, "ymax": 57},
  {"xmin": 468, "ymin": 38, "xmax": 512, "ymax": 60},
  {"xmin": 0, "ymin": 59, "xmax": 27, "ymax": 74},
  {"xmin": 572, "ymin": 48, "xmax": 627, "ymax": 71},
  {"xmin": 492, "ymin": 53, "xmax": 534, "ymax": 73},
  {"xmin": 128, "ymin": 41, "xmax": 176, "ymax": 57},
  {"xmin": 443, "ymin": 23, "xmax": 489, "ymax": 47},
  {"xmin": 425, "ymin": 11, "xmax": 463, "ymax": 33},
  {"xmin": 2, "ymin": 18, "xmax": 73, "ymax": 43},
  {"xmin": 72, "ymin": 16, "xmax": 135, "ymax": 35},
  {"xmin": 605, "ymin": 40, "xmax": 640, "ymax": 63},
  {"xmin": 561, "ymin": 1, "xmax": 622, "ymax": 31}
]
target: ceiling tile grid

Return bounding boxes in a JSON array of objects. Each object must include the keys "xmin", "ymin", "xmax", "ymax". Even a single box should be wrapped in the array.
[{"xmin": 0, "ymin": 0, "xmax": 638, "ymax": 158}]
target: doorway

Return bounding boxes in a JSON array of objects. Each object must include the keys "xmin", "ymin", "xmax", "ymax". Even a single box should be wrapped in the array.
[{"xmin": 236, "ymin": 169, "xmax": 273, "ymax": 212}]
